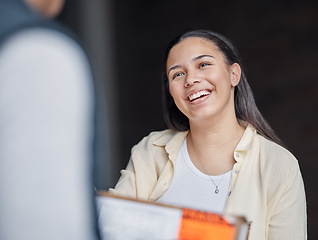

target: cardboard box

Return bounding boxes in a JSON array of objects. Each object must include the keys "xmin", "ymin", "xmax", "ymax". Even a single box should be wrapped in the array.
[{"xmin": 96, "ymin": 191, "xmax": 249, "ymax": 240}]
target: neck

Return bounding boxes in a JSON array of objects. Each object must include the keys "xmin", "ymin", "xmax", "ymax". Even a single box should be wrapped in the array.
[
  {"xmin": 189, "ymin": 113, "xmax": 243, "ymax": 144},
  {"xmin": 187, "ymin": 118, "xmax": 245, "ymax": 175}
]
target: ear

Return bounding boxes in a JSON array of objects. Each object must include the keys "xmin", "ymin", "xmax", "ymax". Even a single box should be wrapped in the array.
[{"xmin": 230, "ymin": 63, "xmax": 241, "ymax": 87}]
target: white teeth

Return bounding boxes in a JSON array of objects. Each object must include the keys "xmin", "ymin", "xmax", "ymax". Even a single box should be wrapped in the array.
[{"xmin": 188, "ymin": 90, "xmax": 210, "ymax": 101}]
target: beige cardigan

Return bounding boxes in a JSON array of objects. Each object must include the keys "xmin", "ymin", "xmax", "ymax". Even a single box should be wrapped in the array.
[{"xmin": 110, "ymin": 125, "xmax": 307, "ymax": 239}]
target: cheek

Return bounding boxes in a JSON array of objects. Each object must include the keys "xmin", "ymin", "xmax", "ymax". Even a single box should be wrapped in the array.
[
  {"xmin": 168, "ymin": 84, "xmax": 182, "ymax": 102},
  {"xmin": 169, "ymin": 86, "xmax": 184, "ymax": 112},
  {"xmin": 168, "ymin": 83, "xmax": 176, "ymax": 97},
  {"xmin": 213, "ymin": 71, "xmax": 233, "ymax": 88}
]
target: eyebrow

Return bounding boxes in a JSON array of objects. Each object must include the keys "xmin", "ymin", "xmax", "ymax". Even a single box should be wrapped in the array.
[
  {"xmin": 167, "ymin": 54, "xmax": 215, "ymax": 75},
  {"xmin": 193, "ymin": 54, "xmax": 215, "ymax": 61}
]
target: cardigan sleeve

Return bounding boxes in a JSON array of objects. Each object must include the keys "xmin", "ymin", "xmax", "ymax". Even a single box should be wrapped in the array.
[
  {"xmin": 108, "ymin": 159, "xmax": 137, "ymax": 199},
  {"xmin": 108, "ymin": 130, "xmax": 180, "ymax": 201},
  {"xmin": 108, "ymin": 131, "xmax": 162, "ymax": 200},
  {"xmin": 267, "ymin": 159, "xmax": 307, "ymax": 240}
]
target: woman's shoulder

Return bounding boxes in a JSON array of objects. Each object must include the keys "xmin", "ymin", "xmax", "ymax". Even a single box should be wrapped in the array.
[
  {"xmin": 132, "ymin": 128, "xmax": 187, "ymax": 150},
  {"xmin": 256, "ymin": 134, "xmax": 300, "ymax": 176},
  {"xmin": 146, "ymin": 128, "xmax": 178, "ymax": 140},
  {"xmin": 256, "ymin": 134, "xmax": 305, "ymax": 202},
  {"xmin": 258, "ymin": 134, "xmax": 297, "ymax": 161},
  {"xmin": 240, "ymin": 124, "xmax": 298, "ymax": 165}
]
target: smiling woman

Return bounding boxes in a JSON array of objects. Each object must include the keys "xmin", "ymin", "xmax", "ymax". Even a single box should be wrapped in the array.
[
  {"xmin": 109, "ymin": 30, "xmax": 307, "ymax": 240},
  {"xmin": 166, "ymin": 37, "xmax": 241, "ymax": 129}
]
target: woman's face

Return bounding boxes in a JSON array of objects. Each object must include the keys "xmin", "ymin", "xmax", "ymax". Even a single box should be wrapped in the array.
[{"xmin": 166, "ymin": 37, "xmax": 241, "ymax": 124}]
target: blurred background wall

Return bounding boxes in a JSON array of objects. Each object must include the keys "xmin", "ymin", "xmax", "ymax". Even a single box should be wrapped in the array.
[{"xmin": 58, "ymin": 0, "xmax": 317, "ymax": 238}]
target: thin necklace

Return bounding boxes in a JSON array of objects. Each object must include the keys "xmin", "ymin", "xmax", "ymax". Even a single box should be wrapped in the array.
[{"xmin": 188, "ymin": 134, "xmax": 226, "ymax": 194}]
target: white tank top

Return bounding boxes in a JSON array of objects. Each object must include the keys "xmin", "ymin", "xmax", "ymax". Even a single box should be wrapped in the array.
[{"xmin": 157, "ymin": 139, "xmax": 232, "ymax": 214}]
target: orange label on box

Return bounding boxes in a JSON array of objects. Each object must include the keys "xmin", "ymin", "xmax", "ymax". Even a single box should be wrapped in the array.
[{"xmin": 178, "ymin": 208, "xmax": 235, "ymax": 240}]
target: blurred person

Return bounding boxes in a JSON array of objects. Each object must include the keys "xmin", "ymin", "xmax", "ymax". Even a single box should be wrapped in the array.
[
  {"xmin": 109, "ymin": 30, "xmax": 307, "ymax": 239},
  {"xmin": 0, "ymin": 0, "xmax": 107, "ymax": 239}
]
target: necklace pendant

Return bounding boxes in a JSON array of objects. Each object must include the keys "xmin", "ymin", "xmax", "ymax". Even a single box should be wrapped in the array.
[{"xmin": 215, "ymin": 187, "xmax": 219, "ymax": 194}]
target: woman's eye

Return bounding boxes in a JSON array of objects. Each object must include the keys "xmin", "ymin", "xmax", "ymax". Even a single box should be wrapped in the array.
[
  {"xmin": 172, "ymin": 72, "xmax": 184, "ymax": 79},
  {"xmin": 199, "ymin": 62, "xmax": 210, "ymax": 68}
]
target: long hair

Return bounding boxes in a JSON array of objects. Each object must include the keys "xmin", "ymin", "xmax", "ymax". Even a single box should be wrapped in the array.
[{"xmin": 162, "ymin": 30, "xmax": 284, "ymax": 146}]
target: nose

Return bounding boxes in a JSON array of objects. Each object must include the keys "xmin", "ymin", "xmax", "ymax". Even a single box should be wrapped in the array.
[{"xmin": 184, "ymin": 73, "xmax": 200, "ymax": 87}]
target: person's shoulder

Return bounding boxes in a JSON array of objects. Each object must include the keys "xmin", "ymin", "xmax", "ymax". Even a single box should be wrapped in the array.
[
  {"xmin": 132, "ymin": 129, "xmax": 186, "ymax": 150},
  {"xmin": 0, "ymin": 26, "xmax": 93, "ymax": 103},
  {"xmin": 0, "ymin": 27, "xmax": 91, "ymax": 81},
  {"xmin": 1, "ymin": 26, "xmax": 84, "ymax": 59},
  {"xmin": 259, "ymin": 134, "xmax": 297, "ymax": 161},
  {"xmin": 256, "ymin": 134, "xmax": 304, "ymax": 199},
  {"xmin": 256, "ymin": 134, "xmax": 300, "ymax": 175},
  {"xmin": 136, "ymin": 128, "xmax": 179, "ymax": 144}
]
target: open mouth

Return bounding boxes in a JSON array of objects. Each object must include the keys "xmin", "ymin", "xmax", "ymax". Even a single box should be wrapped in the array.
[{"xmin": 188, "ymin": 90, "xmax": 211, "ymax": 102}]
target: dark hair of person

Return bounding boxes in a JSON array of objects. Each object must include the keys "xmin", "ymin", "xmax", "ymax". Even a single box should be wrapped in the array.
[{"xmin": 162, "ymin": 30, "xmax": 284, "ymax": 147}]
